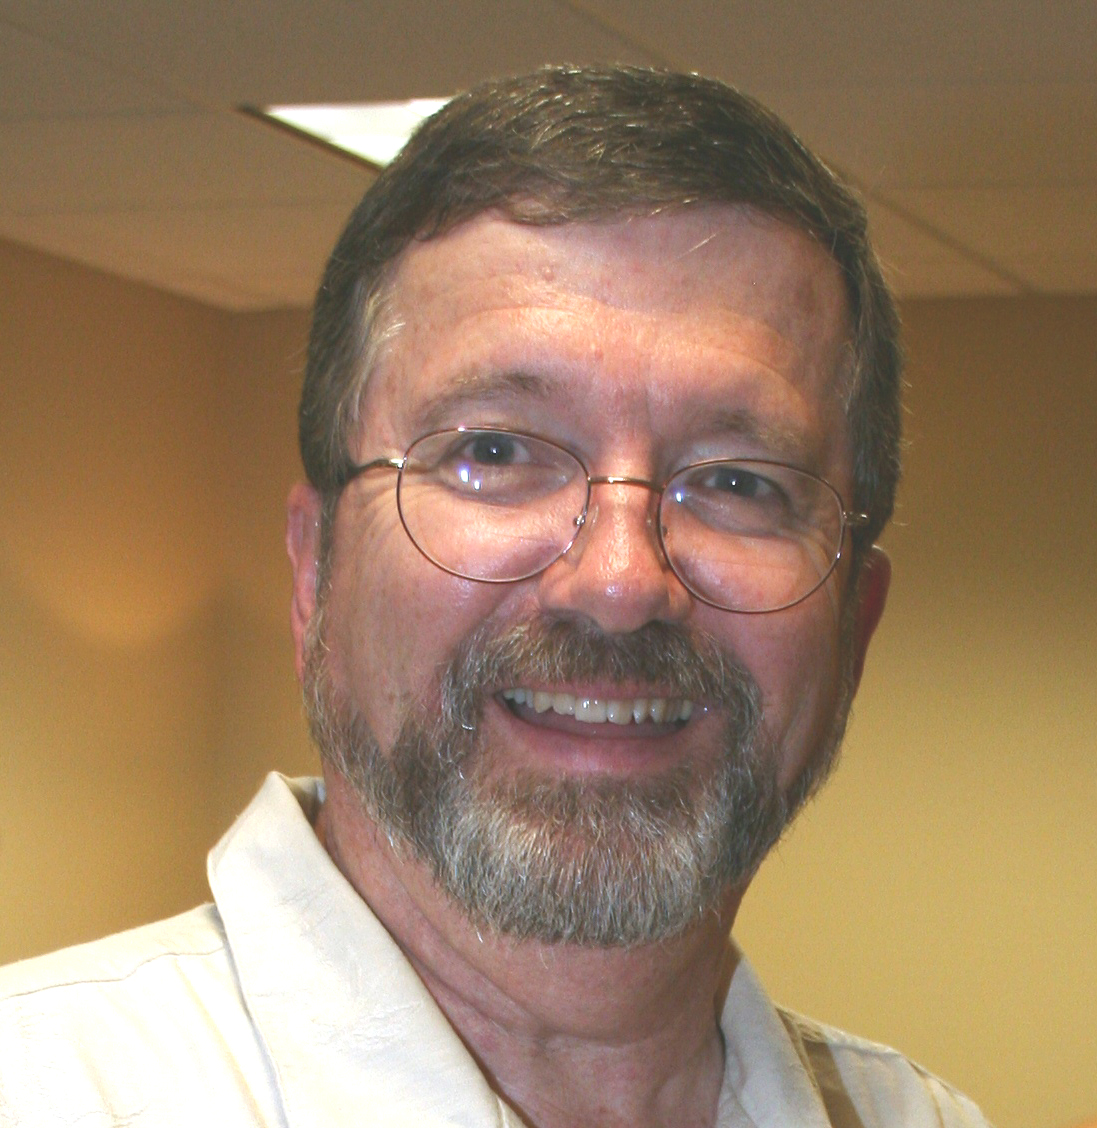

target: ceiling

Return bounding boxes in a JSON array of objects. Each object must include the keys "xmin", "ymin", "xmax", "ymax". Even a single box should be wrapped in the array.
[{"xmin": 0, "ymin": 0, "xmax": 1094, "ymax": 311}]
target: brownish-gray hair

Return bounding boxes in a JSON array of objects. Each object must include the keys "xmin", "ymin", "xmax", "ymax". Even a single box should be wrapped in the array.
[{"xmin": 300, "ymin": 64, "xmax": 902, "ymax": 551}]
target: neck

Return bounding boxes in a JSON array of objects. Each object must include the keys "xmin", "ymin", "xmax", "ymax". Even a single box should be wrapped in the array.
[{"xmin": 317, "ymin": 771, "xmax": 745, "ymax": 1128}]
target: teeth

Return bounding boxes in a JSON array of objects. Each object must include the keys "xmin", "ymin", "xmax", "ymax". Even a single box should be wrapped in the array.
[
  {"xmin": 574, "ymin": 698, "xmax": 607, "ymax": 723},
  {"xmin": 501, "ymin": 688, "xmax": 694, "ymax": 725},
  {"xmin": 605, "ymin": 700, "xmax": 632, "ymax": 725}
]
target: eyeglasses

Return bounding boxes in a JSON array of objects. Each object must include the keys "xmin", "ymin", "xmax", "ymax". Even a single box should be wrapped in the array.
[{"xmin": 345, "ymin": 427, "xmax": 868, "ymax": 614}]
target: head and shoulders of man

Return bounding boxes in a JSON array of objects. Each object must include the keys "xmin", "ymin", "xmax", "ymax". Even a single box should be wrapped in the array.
[
  {"xmin": 282, "ymin": 63, "xmax": 898, "ymax": 1126},
  {"xmin": 0, "ymin": 63, "xmax": 993, "ymax": 1128}
]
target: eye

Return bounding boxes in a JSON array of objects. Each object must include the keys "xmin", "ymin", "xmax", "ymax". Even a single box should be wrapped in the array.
[
  {"xmin": 414, "ymin": 429, "xmax": 581, "ymax": 504},
  {"xmin": 464, "ymin": 431, "xmax": 531, "ymax": 466},
  {"xmin": 667, "ymin": 460, "xmax": 799, "ymax": 536},
  {"xmin": 703, "ymin": 464, "xmax": 782, "ymax": 502}
]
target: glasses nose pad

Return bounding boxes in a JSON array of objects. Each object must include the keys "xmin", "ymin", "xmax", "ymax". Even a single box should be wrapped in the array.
[
  {"xmin": 556, "ymin": 507, "xmax": 588, "ymax": 562},
  {"xmin": 564, "ymin": 491, "xmax": 664, "ymax": 566},
  {"xmin": 566, "ymin": 504, "xmax": 592, "ymax": 552}
]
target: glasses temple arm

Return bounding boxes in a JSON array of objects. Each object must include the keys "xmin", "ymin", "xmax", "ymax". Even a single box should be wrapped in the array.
[{"xmin": 343, "ymin": 456, "xmax": 405, "ymax": 484}]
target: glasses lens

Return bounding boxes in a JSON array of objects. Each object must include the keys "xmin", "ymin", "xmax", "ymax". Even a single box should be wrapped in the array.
[
  {"xmin": 396, "ymin": 429, "xmax": 588, "ymax": 581},
  {"xmin": 660, "ymin": 460, "xmax": 844, "ymax": 612}
]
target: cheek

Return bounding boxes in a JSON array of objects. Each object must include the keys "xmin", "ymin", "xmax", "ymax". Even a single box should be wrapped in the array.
[
  {"xmin": 323, "ymin": 501, "xmax": 513, "ymax": 748},
  {"xmin": 773, "ymin": 629, "xmax": 845, "ymax": 787},
  {"xmin": 706, "ymin": 598, "xmax": 846, "ymax": 787}
]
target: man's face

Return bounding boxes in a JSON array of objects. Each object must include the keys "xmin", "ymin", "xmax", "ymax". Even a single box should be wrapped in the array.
[{"xmin": 291, "ymin": 206, "xmax": 887, "ymax": 944}]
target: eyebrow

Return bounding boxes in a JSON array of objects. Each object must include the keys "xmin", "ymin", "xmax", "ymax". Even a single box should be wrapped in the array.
[
  {"xmin": 412, "ymin": 371, "xmax": 818, "ymax": 467},
  {"xmin": 690, "ymin": 406, "xmax": 815, "ymax": 465},
  {"xmin": 415, "ymin": 370, "xmax": 554, "ymax": 432}
]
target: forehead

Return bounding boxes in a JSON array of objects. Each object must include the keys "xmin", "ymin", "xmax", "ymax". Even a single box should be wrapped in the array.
[{"xmin": 363, "ymin": 206, "xmax": 853, "ymax": 471}]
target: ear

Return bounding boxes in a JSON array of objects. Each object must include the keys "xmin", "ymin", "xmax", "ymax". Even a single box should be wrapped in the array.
[
  {"xmin": 286, "ymin": 483, "xmax": 324, "ymax": 682},
  {"xmin": 848, "ymin": 544, "xmax": 891, "ymax": 692}
]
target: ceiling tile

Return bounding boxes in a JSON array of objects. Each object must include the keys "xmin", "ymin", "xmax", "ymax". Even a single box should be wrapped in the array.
[
  {"xmin": 0, "ymin": 110, "xmax": 373, "ymax": 214},
  {"xmin": 0, "ymin": 20, "xmax": 188, "ymax": 121},
  {"xmin": 0, "ymin": 0, "xmax": 657, "ymax": 106},
  {"xmin": 0, "ymin": 201, "xmax": 355, "ymax": 309},
  {"xmin": 887, "ymin": 186, "xmax": 1097, "ymax": 292},
  {"xmin": 1005, "ymin": 258, "xmax": 1097, "ymax": 294},
  {"xmin": 762, "ymin": 81, "xmax": 1097, "ymax": 192},
  {"xmin": 864, "ymin": 199, "xmax": 1020, "ymax": 298},
  {"xmin": 1, "ymin": 0, "xmax": 1092, "ymax": 304},
  {"xmin": 577, "ymin": 0, "xmax": 1097, "ymax": 86}
]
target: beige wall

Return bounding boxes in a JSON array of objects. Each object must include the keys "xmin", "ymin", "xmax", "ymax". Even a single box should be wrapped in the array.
[
  {"xmin": 1, "ymin": 238, "xmax": 1094, "ymax": 1128},
  {"xmin": 0, "ymin": 240, "xmax": 316, "ymax": 960}
]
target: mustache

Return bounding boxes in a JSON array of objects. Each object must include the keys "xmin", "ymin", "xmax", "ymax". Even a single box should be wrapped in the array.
[
  {"xmin": 440, "ymin": 617, "xmax": 762, "ymax": 737},
  {"xmin": 304, "ymin": 610, "xmax": 789, "ymax": 944}
]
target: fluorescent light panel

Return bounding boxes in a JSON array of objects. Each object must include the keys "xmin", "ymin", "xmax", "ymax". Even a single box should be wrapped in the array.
[{"xmin": 263, "ymin": 98, "xmax": 449, "ymax": 167}]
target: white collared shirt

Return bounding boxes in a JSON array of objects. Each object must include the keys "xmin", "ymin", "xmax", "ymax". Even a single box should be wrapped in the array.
[{"xmin": 0, "ymin": 775, "xmax": 991, "ymax": 1126}]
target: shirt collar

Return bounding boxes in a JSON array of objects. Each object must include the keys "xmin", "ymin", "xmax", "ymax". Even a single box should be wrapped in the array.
[
  {"xmin": 209, "ymin": 773, "xmax": 829, "ymax": 1128},
  {"xmin": 717, "ymin": 953, "xmax": 831, "ymax": 1127},
  {"xmin": 209, "ymin": 773, "xmax": 521, "ymax": 1127}
]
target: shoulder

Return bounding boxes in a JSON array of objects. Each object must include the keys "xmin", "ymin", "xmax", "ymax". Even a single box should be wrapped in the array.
[
  {"xmin": 0, "ymin": 903, "xmax": 231, "ymax": 1005},
  {"xmin": 777, "ymin": 1008, "xmax": 993, "ymax": 1128},
  {"xmin": 0, "ymin": 907, "xmax": 277, "ymax": 1125}
]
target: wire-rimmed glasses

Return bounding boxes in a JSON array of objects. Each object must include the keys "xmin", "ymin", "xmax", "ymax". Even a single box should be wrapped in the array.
[{"xmin": 345, "ymin": 427, "xmax": 868, "ymax": 613}]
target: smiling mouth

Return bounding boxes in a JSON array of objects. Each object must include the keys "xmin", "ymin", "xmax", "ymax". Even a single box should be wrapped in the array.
[{"xmin": 500, "ymin": 687, "xmax": 694, "ymax": 726}]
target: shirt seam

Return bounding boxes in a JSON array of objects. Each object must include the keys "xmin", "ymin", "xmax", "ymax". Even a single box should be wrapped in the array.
[{"xmin": 0, "ymin": 943, "xmax": 227, "ymax": 1004}]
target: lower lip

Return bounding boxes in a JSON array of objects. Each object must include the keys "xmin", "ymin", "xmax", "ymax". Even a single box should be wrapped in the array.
[{"xmin": 490, "ymin": 694, "xmax": 706, "ymax": 776}]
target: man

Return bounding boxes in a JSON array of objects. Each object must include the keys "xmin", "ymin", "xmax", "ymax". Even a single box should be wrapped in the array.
[{"xmin": 0, "ymin": 66, "xmax": 990, "ymax": 1126}]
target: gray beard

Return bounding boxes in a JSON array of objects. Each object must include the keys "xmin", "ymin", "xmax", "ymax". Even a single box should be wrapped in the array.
[{"xmin": 304, "ymin": 614, "xmax": 852, "ymax": 948}]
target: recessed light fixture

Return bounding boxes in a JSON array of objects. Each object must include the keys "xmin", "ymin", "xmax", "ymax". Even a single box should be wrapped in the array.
[{"xmin": 253, "ymin": 98, "xmax": 450, "ymax": 169}]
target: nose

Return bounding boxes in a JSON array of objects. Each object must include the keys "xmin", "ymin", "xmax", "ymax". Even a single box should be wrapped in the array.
[{"xmin": 536, "ymin": 476, "xmax": 693, "ymax": 633}]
